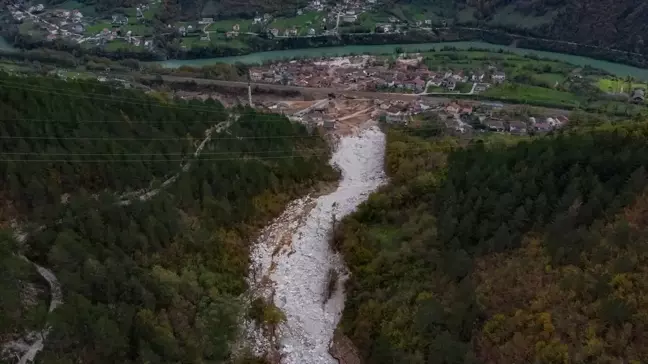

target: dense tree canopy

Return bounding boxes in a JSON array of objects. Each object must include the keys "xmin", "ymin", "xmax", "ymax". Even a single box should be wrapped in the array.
[
  {"xmin": 336, "ymin": 122, "xmax": 648, "ymax": 363},
  {"xmin": 0, "ymin": 73, "xmax": 336, "ymax": 363}
]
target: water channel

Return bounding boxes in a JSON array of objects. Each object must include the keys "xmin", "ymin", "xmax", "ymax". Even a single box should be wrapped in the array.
[{"xmin": 158, "ymin": 41, "xmax": 648, "ymax": 80}]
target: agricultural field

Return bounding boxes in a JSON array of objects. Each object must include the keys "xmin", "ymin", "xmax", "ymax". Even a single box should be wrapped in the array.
[
  {"xmin": 206, "ymin": 19, "xmax": 254, "ymax": 33},
  {"xmin": 532, "ymin": 72, "xmax": 566, "ymax": 87},
  {"xmin": 58, "ymin": 0, "xmax": 98, "ymax": 17},
  {"xmin": 482, "ymin": 83, "xmax": 583, "ymax": 107},
  {"xmin": 104, "ymin": 39, "xmax": 143, "ymax": 51},
  {"xmin": 180, "ymin": 34, "xmax": 248, "ymax": 49},
  {"xmin": 85, "ymin": 22, "xmax": 112, "ymax": 35},
  {"xmin": 597, "ymin": 77, "xmax": 648, "ymax": 93},
  {"xmin": 270, "ymin": 11, "xmax": 324, "ymax": 34},
  {"xmin": 122, "ymin": 2, "xmax": 161, "ymax": 20}
]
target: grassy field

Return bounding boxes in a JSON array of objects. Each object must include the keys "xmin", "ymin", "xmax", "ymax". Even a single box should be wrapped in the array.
[
  {"xmin": 180, "ymin": 35, "xmax": 248, "ymax": 49},
  {"xmin": 18, "ymin": 20, "xmax": 39, "ymax": 35},
  {"xmin": 532, "ymin": 72, "xmax": 566, "ymax": 87},
  {"xmin": 122, "ymin": 2, "xmax": 160, "ymax": 20},
  {"xmin": 59, "ymin": 0, "xmax": 98, "ymax": 16},
  {"xmin": 121, "ymin": 23, "xmax": 154, "ymax": 36},
  {"xmin": 85, "ymin": 21, "xmax": 112, "ymax": 35},
  {"xmin": 587, "ymin": 100, "xmax": 646, "ymax": 116},
  {"xmin": 597, "ymin": 77, "xmax": 648, "ymax": 93},
  {"xmin": 423, "ymin": 51, "xmax": 574, "ymax": 77},
  {"xmin": 104, "ymin": 39, "xmax": 142, "ymax": 51},
  {"xmin": 271, "ymin": 11, "xmax": 323, "ymax": 32},
  {"xmin": 483, "ymin": 84, "xmax": 583, "ymax": 107},
  {"xmin": 206, "ymin": 19, "xmax": 253, "ymax": 32},
  {"xmin": 456, "ymin": 82, "xmax": 473, "ymax": 93}
]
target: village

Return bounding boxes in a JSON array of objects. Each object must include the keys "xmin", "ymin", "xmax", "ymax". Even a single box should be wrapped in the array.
[
  {"xmin": 174, "ymin": 78, "xmax": 568, "ymax": 138},
  {"xmin": 256, "ymin": 96, "xmax": 570, "ymax": 136},
  {"xmin": 249, "ymin": 54, "xmax": 503, "ymax": 95},
  {"xmin": 4, "ymin": 0, "xmax": 386, "ymax": 51}
]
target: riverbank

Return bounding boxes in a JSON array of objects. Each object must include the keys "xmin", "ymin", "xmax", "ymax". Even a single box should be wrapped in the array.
[
  {"xmin": 5, "ymin": 23, "xmax": 648, "ymax": 79},
  {"xmin": 157, "ymin": 40, "xmax": 648, "ymax": 81},
  {"xmin": 161, "ymin": 27, "xmax": 648, "ymax": 72}
]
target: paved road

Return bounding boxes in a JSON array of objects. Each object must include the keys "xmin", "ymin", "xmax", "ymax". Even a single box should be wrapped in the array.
[
  {"xmin": 136, "ymin": 74, "xmax": 446, "ymax": 102},
  {"xmin": 136, "ymin": 74, "xmax": 571, "ymax": 115}
]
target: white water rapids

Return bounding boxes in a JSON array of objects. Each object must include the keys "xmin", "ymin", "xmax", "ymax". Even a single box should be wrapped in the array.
[{"xmin": 246, "ymin": 125, "xmax": 387, "ymax": 363}]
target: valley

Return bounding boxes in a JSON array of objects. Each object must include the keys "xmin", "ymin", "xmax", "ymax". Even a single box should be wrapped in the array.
[{"xmin": 4, "ymin": 10, "xmax": 648, "ymax": 361}]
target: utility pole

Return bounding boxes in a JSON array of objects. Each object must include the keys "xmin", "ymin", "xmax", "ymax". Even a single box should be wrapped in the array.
[{"xmin": 247, "ymin": 69, "xmax": 253, "ymax": 107}]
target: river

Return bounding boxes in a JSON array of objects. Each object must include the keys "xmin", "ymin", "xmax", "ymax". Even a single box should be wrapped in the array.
[{"xmin": 159, "ymin": 41, "xmax": 648, "ymax": 80}]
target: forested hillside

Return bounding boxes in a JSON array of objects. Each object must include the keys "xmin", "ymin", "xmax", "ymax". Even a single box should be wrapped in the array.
[
  {"xmin": 0, "ymin": 72, "xmax": 337, "ymax": 363},
  {"xmin": 335, "ymin": 122, "xmax": 648, "ymax": 363},
  {"xmin": 391, "ymin": 0, "xmax": 648, "ymax": 54}
]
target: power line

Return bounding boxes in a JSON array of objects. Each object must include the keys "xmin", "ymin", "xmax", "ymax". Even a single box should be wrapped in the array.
[
  {"xmin": 0, "ymin": 81, "xmax": 230, "ymax": 114},
  {"xmin": 0, "ymin": 139, "xmax": 508, "ymax": 162},
  {"xmin": 0, "ymin": 109, "xmax": 328, "ymax": 124},
  {"xmin": 0, "ymin": 133, "xmax": 328, "ymax": 141},
  {"xmin": 1, "ymin": 148, "xmax": 330, "ymax": 156},
  {"xmin": 0, "ymin": 152, "xmax": 331, "ymax": 163}
]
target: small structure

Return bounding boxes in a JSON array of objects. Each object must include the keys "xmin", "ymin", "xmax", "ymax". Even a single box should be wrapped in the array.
[
  {"xmin": 385, "ymin": 112, "xmax": 407, "ymax": 124},
  {"xmin": 233, "ymin": 24, "xmax": 240, "ymax": 31},
  {"xmin": 631, "ymin": 88, "xmax": 645, "ymax": 103},
  {"xmin": 323, "ymin": 119, "xmax": 336, "ymax": 130},
  {"xmin": 508, "ymin": 121, "xmax": 527, "ymax": 135},
  {"xmin": 111, "ymin": 14, "xmax": 128, "ymax": 25},
  {"xmin": 473, "ymin": 83, "xmax": 490, "ymax": 93},
  {"xmin": 492, "ymin": 71, "xmax": 506, "ymax": 83},
  {"xmin": 485, "ymin": 119, "xmax": 505, "ymax": 132},
  {"xmin": 444, "ymin": 79, "xmax": 456, "ymax": 91},
  {"xmin": 445, "ymin": 103, "xmax": 460, "ymax": 114},
  {"xmin": 199, "ymin": 17, "xmax": 214, "ymax": 24}
]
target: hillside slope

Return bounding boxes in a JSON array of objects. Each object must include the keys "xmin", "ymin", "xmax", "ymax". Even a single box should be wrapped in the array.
[
  {"xmin": 335, "ymin": 122, "xmax": 648, "ymax": 363},
  {"xmin": 396, "ymin": 0, "xmax": 648, "ymax": 54},
  {"xmin": 0, "ymin": 73, "xmax": 337, "ymax": 364}
]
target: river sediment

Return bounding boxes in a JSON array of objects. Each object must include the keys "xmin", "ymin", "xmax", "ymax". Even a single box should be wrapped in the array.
[{"xmin": 245, "ymin": 124, "xmax": 386, "ymax": 363}]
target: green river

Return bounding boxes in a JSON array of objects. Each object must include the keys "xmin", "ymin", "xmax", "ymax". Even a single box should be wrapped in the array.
[{"xmin": 159, "ymin": 41, "xmax": 648, "ymax": 80}]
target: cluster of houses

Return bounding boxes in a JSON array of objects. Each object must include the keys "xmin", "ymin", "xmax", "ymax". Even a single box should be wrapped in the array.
[
  {"xmin": 249, "ymin": 55, "xmax": 505, "ymax": 95},
  {"xmin": 430, "ymin": 101, "xmax": 569, "ymax": 134},
  {"xmin": 7, "ymin": 2, "xmax": 88, "ymax": 41},
  {"xmin": 6, "ymin": 0, "xmax": 161, "ymax": 49},
  {"xmin": 372, "ymin": 98, "xmax": 568, "ymax": 136}
]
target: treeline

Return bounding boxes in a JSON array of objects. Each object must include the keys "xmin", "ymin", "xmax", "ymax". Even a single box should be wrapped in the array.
[
  {"xmin": 0, "ymin": 73, "xmax": 337, "ymax": 363},
  {"xmin": 335, "ymin": 122, "xmax": 648, "ymax": 363}
]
